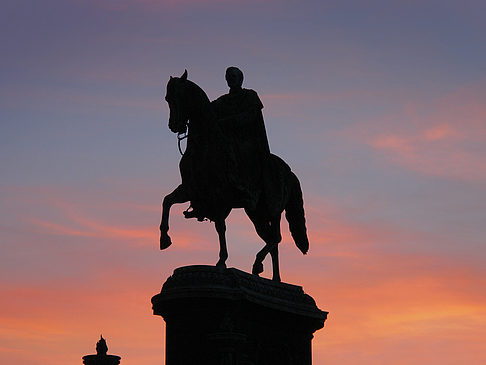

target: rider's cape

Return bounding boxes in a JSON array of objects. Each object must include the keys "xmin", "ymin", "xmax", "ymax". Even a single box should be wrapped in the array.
[{"xmin": 211, "ymin": 88, "xmax": 271, "ymax": 211}]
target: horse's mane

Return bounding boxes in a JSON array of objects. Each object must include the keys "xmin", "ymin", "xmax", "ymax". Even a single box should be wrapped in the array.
[
  {"xmin": 185, "ymin": 79, "xmax": 214, "ymax": 120},
  {"xmin": 167, "ymin": 75, "xmax": 215, "ymax": 126},
  {"xmin": 186, "ymin": 79, "xmax": 211, "ymax": 106}
]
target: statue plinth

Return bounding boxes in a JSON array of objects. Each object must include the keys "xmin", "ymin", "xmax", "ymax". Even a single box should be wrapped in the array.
[{"xmin": 152, "ymin": 265, "xmax": 327, "ymax": 365}]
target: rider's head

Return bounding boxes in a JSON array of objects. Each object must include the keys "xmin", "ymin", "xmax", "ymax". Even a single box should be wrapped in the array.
[{"xmin": 225, "ymin": 67, "xmax": 244, "ymax": 90}]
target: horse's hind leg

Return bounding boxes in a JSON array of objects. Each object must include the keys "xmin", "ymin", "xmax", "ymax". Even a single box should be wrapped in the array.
[
  {"xmin": 250, "ymin": 214, "xmax": 282, "ymax": 280},
  {"xmin": 270, "ymin": 245, "xmax": 280, "ymax": 282},
  {"xmin": 248, "ymin": 215, "xmax": 271, "ymax": 275},
  {"xmin": 160, "ymin": 184, "xmax": 189, "ymax": 250},
  {"xmin": 215, "ymin": 218, "xmax": 228, "ymax": 269},
  {"xmin": 269, "ymin": 215, "xmax": 282, "ymax": 281}
]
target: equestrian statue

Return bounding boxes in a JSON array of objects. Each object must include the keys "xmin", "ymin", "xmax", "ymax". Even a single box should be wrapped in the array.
[{"xmin": 159, "ymin": 68, "xmax": 309, "ymax": 282}]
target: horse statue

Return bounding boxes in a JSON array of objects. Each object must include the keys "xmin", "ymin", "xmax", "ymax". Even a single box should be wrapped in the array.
[{"xmin": 159, "ymin": 70, "xmax": 309, "ymax": 282}]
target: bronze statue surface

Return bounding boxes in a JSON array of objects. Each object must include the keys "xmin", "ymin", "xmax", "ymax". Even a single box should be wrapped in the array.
[{"xmin": 159, "ymin": 68, "xmax": 309, "ymax": 282}]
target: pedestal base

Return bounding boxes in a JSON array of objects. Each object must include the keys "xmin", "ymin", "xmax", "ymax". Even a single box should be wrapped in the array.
[{"xmin": 152, "ymin": 265, "xmax": 327, "ymax": 365}]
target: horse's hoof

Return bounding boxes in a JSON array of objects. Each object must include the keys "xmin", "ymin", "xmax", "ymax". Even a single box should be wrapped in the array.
[
  {"xmin": 252, "ymin": 262, "xmax": 264, "ymax": 275},
  {"xmin": 160, "ymin": 233, "xmax": 172, "ymax": 250}
]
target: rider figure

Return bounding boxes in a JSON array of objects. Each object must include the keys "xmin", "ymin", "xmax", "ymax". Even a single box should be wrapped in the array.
[
  {"xmin": 212, "ymin": 67, "xmax": 271, "ymax": 210},
  {"xmin": 183, "ymin": 66, "xmax": 271, "ymax": 220}
]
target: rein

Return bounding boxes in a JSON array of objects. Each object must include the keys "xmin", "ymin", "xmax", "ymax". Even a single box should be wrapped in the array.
[{"xmin": 177, "ymin": 131, "xmax": 188, "ymax": 156}]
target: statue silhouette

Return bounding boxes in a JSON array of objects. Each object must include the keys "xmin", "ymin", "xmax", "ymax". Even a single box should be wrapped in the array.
[
  {"xmin": 96, "ymin": 335, "xmax": 108, "ymax": 356},
  {"xmin": 82, "ymin": 335, "xmax": 121, "ymax": 365},
  {"xmin": 159, "ymin": 69, "xmax": 309, "ymax": 281}
]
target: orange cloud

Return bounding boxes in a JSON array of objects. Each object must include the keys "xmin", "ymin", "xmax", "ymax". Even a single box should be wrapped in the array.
[
  {"xmin": 3, "ymin": 186, "xmax": 486, "ymax": 364},
  {"xmin": 303, "ymin": 250, "xmax": 486, "ymax": 364},
  {"xmin": 29, "ymin": 216, "xmax": 155, "ymax": 243},
  {"xmin": 0, "ymin": 277, "xmax": 164, "ymax": 365},
  {"xmin": 272, "ymin": 196, "xmax": 486, "ymax": 364},
  {"xmin": 0, "ymin": 185, "xmax": 204, "ymax": 252}
]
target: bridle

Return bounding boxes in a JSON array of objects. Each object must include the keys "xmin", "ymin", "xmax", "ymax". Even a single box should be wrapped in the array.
[
  {"xmin": 166, "ymin": 75, "xmax": 190, "ymax": 156},
  {"xmin": 167, "ymin": 95, "xmax": 189, "ymax": 156},
  {"xmin": 177, "ymin": 130, "xmax": 188, "ymax": 156}
]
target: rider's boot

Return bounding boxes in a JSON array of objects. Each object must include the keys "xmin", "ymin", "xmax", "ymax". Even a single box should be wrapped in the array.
[{"xmin": 183, "ymin": 205, "xmax": 205, "ymax": 221}]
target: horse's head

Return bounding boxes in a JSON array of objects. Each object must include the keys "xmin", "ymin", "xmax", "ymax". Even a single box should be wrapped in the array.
[{"xmin": 165, "ymin": 70, "xmax": 190, "ymax": 134}]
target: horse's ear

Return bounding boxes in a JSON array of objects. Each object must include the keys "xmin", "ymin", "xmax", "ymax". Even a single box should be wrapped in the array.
[{"xmin": 181, "ymin": 69, "xmax": 188, "ymax": 80}]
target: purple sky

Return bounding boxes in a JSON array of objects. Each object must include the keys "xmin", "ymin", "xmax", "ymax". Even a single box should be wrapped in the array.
[{"xmin": 1, "ymin": 1, "xmax": 486, "ymax": 364}]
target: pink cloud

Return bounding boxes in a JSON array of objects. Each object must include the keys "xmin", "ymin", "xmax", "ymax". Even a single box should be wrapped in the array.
[
  {"xmin": 26, "ymin": 202, "xmax": 209, "ymax": 251},
  {"xmin": 345, "ymin": 80, "xmax": 486, "ymax": 184},
  {"xmin": 423, "ymin": 124, "xmax": 458, "ymax": 141}
]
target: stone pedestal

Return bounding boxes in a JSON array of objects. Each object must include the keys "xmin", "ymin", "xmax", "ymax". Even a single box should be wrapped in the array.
[{"xmin": 152, "ymin": 265, "xmax": 327, "ymax": 365}]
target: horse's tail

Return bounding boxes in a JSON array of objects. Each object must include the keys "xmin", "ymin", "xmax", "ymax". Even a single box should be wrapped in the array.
[{"xmin": 285, "ymin": 172, "xmax": 309, "ymax": 255}]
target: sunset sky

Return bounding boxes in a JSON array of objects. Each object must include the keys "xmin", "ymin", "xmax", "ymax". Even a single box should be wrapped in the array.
[{"xmin": 1, "ymin": 0, "xmax": 486, "ymax": 364}]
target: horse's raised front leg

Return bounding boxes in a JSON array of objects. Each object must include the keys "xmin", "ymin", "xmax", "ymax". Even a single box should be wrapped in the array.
[
  {"xmin": 160, "ymin": 184, "xmax": 189, "ymax": 250},
  {"xmin": 215, "ymin": 219, "xmax": 228, "ymax": 269}
]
